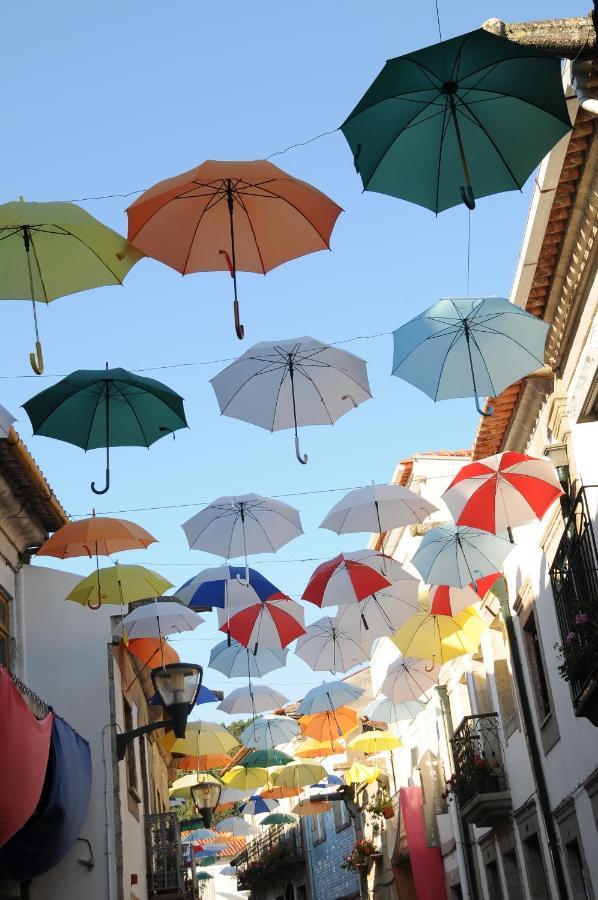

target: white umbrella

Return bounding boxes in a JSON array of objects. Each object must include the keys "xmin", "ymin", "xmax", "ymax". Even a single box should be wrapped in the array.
[
  {"xmin": 302, "ymin": 550, "xmax": 408, "ymax": 608},
  {"xmin": 216, "ymin": 592, "xmax": 305, "ymax": 654},
  {"xmin": 381, "ymin": 656, "xmax": 440, "ymax": 704},
  {"xmin": 115, "ymin": 599, "xmax": 203, "ymax": 640},
  {"xmin": 410, "ymin": 524, "xmax": 512, "ymax": 588},
  {"xmin": 363, "ymin": 697, "xmax": 424, "ymax": 723},
  {"xmin": 209, "ymin": 639, "xmax": 288, "ymax": 679},
  {"xmin": 239, "ymin": 716, "xmax": 300, "ymax": 750},
  {"xmin": 336, "ymin": 582, "xmax": 419, "ymax": 648},
  {"xmin": 0, "ymin": 404, "xmax": 16, "ymax": 438},
  {"xmin": 210, "ymin": 336, "xmax": 371, "ymax": 464},
  {"xmin": 217, "ymin": 685, "xmax": 288, "ymax": 715},
  {"xmin": 297, "ymin": 679, "xmax": 364, "ymax": 716},
  {"xmin": 218, "ymin": 787, "xmax": 248, "ymax": 807},
  {"xmin": 295, "ymin": 617, "xmax": 369, "ymax": 674},
  {"xmin": 215, "ymin": 816, "xmax": 259, "ymax": 837}
]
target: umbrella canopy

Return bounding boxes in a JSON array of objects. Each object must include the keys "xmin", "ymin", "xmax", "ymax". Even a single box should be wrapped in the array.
[
  {"xmin": 297, "ymin": 680, "xmax": 364, "ymax": 716},
  {"xmin": 37, "ymin": 515, "xmax": 156, "ymax": 559},
  {"xmin": 178, "ymin": 754, "xmax": 232, "ymax": 772},
  {"xmin": 218, "ymin": 686, "xmax": 289, "ymax": 715},
  {"xmin": 239, "ymin": 796, "xmax": 279, "ymax": 816},
  {"xmin": 273, "ymin": 762, "xmax": 327, "ymax": 788},
  {"xmin": 392, "ymin": 607, "xmax": 487, "ymax": 665},
  {"xmin": 295, "ymin": 617, "xmax": 369, "ymax": 674},
  {"xmin": 292, "ymin": 799, "xmax": 331, "ymax": 816},
  {"xmin": 209, "ymin": 639, "xmax": 287, "ymax": 680},
  {"xmin": 169, "ymin": 773, "xmax": 223, "ymax": 800},
  {"xmin": 217, "ymin": 787, "xmax": 248, "ymax": 809},
  {"xmin": 299, "ymin": 708, "xmax": 358, "ymax": 742},
  {"xmin": 341, "ymin": 28, "xmax": 571, "ymax": 213},
  {"xmin": 429, "ymin": 574, "xmax": 501, "ymax": 617},
  {"xmin": 336, "ymin": 581, "xmax": 420, "ymax": 647},
  {"xmin": 242, "ymin": 749, "xmax": 293, "ymax": 769},
  {"xmin": 128, "ymin": 637, "xmax": 180, "ymax": 671},
  {"xmin": 410, "ymin": 524, "xmax": 512, "ymax": 588},
  {"xmin": 320, "ymin": 483, "xmax": 437, "ymax": 535},
  {"xmin": 0, "ymin": 405, "xmax": 16, "ymax": 438},
  {"xmin": 210, "ymin": 337, "xmax": 371, "ymax": 464},
  {"xmin": 392, "ymin": 296, "xmax": 550, "ymax": 416},
  {"xmin": 116, "ymin": 600, "xmax": 203, "ymax": 640},
  {"xmin": 443, "ymin": 452, "xmax": 563, "ymax": 533},
  {"xmin": 363, "ymin": 697, "xmax": 423, "ymax": 724},
  {"xmin": 348, "ymin": 731, "xmax": 402, "ymax": 753},
  {"xmin": 345, "ymin": 762, "xmax": 381, "ymax": 786},
  {"xmin": 221, "ymin": 767, "xmax": 269, "ymax": 791},
  {"xmin": 381, "ymin": 656, "xmax": 441, "ymax": 704},
  {"xmin": 302, "ymin": 551, "xmax": 403, "ymax": 608},
  {"xmin": 181, "ymin": 827, "xmax": 221, "ymax": 843},
  {"xmin": 296, "ymin": 738, "xmax": 344, "ymax": 759},
  {"xmin": 218, "ymin": 592, "xmax": 305, "ymax": 653},
  {"xmin": 127, "ymin": 159, "xmax": 342, "ymax": 339},
  {"xmin": 215, "ymin": 816, "xmax": 260, "ymax": 837},
  {"xmin": 162, "ymin": 720, "xmax": 238, "ymax": 757},
  {"xmin": 65, "ymin": 564, "xmax": 172, "ymax": 610},
  {"xmin": 23, "ymin": 367, "xmax": 187, "ymax": 494},
  {"xmin": 239, "ymin": 716, "xmax": 300, "ymax": 750},
  {"xmin": 260, "ymin": 812, "xmax": 296, "ymax": 826},
  {"xmin": 0, "ymin": 199, "xmax": 142, "ymax": 372},
  {"xmin": 260, "ymin": 784, "xmax": 302, "ymax": 800}
]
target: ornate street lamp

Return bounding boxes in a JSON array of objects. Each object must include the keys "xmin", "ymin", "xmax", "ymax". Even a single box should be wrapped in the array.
[
  {"xmin": 116, "ymin": 662, "xmax": 202, "ymax": 761},
  {"xmin": 191, "ymin": 780, "xmax": 222, "ymax": 828}
]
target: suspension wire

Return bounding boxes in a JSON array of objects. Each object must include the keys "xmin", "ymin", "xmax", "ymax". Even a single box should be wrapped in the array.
[
  {"xmin": 466, "ymin": 208, "xmax": 471, "ymax": 295},
  {"xmin": 434, "ymin": 0, "xmax": 443, "ymax": 41}
]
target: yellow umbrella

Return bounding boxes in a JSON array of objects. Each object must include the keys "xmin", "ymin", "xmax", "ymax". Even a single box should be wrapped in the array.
[
  {"xmin": 392, "ymin": 605, "xmax": 486, "ymax": 666},
  {"xmin": 169, "ymin": 772, "xmax": 223, "ymax": 800},
  {"xmin": 222, "ymin": 766, "xmax": 269, "ymax": 791},
  {"xmin": 345, "ymin": 761, "xmax": 381, "ymax": 786},
  {"xmin": 296, "ymin": 738, "xmax": 344, "ymax": 759},
  {"xmin": 348, "ymin": 731, "xmax": 402, "ymax": 754},
  {"xmin": 272, "ymin": 761, "xmax": 327, "ymax": 789},
  {"xmin": 66, "ymin": 563, "xmax": 172, "ymax": 609},
  {"xmin": 161, "ymin": 720, "xmax": 237, "ymax": 756}
]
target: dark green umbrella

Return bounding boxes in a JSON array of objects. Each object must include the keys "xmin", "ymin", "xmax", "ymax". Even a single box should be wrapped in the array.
[
  {"xmin": 341, "ymin": 29, "xmax": 571, "ymax": 212},
  {"xmin": 242, "ymin": 749, "xmax": 293, "ymax": 768},
  {"xmin": 260, "ymin": 812, "xmax": 297, "ymax": 826},
  {"xmin": 23, "ymin": 366, "xmax": 187, "ymax": 494}
]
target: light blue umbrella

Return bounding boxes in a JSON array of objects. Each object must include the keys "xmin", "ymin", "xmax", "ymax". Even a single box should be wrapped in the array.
[
  {"xmin": 239, "ymin": 716, "xmax": 300, "ymax": 750},
  {"xmin": 410, "ymin": 524, "xmax": 512, "ymax": 588},
  {"xmin": 209, "ymin": 638, "xmax": 287, "ymax": 679},
  {"xmin": 363, "ymin": 697, "xmax": 423, "ymax": 724},
  {"xmin": 296, "ymin": 680, "xmax": 364, "ymax": 715},
  {"xmin": 392, "ymin": 297, "xmax": 550, "ymax": 416},
  {"xmin": 181, "ymin": 828, "xmax": 220, "ymax": 844}
]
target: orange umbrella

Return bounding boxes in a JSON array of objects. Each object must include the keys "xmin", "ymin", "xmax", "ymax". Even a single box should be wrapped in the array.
[
  {"xmin": 127, "ymin": 160, "xmax": 342, "ymax": 340},
  {"xmin": 177, "ymin": 754, "xmax": 233, "ymax": 772},
  {"xmin": 299, "ymin": 707, "xmax": 358, "ymax": 742},
  {"xmin": 127, "ymin": 637, "xmax": 179, "ymax": 669},
  {"xmin": 292, "ymin": 799, "xmax": 332, "ymax": 816},
  {"xmin": 261, "ymin": 784, "xmax": 302, "ymax": 801},
  {"xmin": 37, "ymin": 514, "xmax": 156, "ymax": 559},
  {"xmin": 296, "ymin": 738, "xmax": 344, "ymax": 759}
]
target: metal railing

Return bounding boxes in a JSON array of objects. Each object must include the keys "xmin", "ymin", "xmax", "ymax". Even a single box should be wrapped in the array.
[
  {"xmin": 450, "ymin": 713, "xmax": 508, "ymax": 808},
  {"xmin": 145, "ymin": 812, "xmax": 186, "ymax": 897},
  {"xmin": 232, "ymin": 824, "xmax": 304, "ymax": 879},
  {"xmin": 549, "ymin": 486, "xmax": 598, "ymax": 696}
]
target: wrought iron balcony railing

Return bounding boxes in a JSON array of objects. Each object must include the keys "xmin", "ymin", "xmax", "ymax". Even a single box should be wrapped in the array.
[
  {"xmin": 145, "ymin": 812, "xmax": 187, "ymax": 898},
  {"xmin": 231, "ymin": 824, "xmax": 305, "ymax": 886},
  {"xmin": 450, "ymin": 713, "xmax": 508, "ymax": 809}
]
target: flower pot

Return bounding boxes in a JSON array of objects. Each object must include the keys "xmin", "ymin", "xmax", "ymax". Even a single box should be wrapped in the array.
[{"xmin": 382, "ymin": 805, "xmax": 394, "ymax": 819}]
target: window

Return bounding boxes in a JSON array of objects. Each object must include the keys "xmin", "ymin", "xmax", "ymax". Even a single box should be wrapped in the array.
[
  {"xmin": 521, "ymin": 834, "xmax": 550, "ymax": 899},
  {"xmin": 523, "ymin": 613, "xmax": 551, "ymax": 720},
  {"xmin": 333, "ymin": 797, "xmax": 351, "ymax": 832},
  {"xmin": 484, "ymin": 860, "xmax": 504, "ymax": 899},
  {"xmin": 0, "ymin": 592, "xmax": 9, "ymax": 668},
  {"xmin": 123, "ymin": 697, "xmax": 139, "ymax": 802},
  {"xmin": 564, "ymin": 839, "xmax": 592, "ymax": 899},
  {"xmin": 516, "ymin": 593, "xmax": 560, "ymax": 754},
  {"xmin": 310, "ymin": 813, "xmax": 326, "ymax": 845},
  {"xmin": 502, "ymin": 849, "xmax": 524, "ymax": 899}
]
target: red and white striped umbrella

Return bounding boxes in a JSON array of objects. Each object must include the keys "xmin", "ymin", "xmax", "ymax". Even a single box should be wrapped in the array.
[
  {"xmin": 443, "ymin": 452, "xmax": 563, "ymax": 533},
  {"xmin": 218, "ymin": 595, "xmax": 305, "ymax": 653},
  {"xmin": 302, "ymin": 551, "xmax": 406, "ymax": 608},
  {"xmin": 428, "ymin": 573, "xmax": 501, "ymax": 616}
]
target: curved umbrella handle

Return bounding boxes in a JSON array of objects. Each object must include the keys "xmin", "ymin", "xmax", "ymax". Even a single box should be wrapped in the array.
[
  {"xmin": 91, "ymin": 467, "xmax": 110, "ymax": 495},
  {"xmin": 29, "ymin": 340, "xmax": 44, "ymax": 375},
  {"xmin": 474, "ymin": 395, "xmax": 494, "ymax": 418},
  {"xmin": 341, "ymin": 394, "xmax": 358, "ymax": 409},
  {"xmin": 460, "ymin": 185, "xmax": 476, "ymax": 210},
  {"xmin": 88, "ymin": 590, "xmax": 102, "ymax": 611},
  {"xmin": 295, "ymin": 433, "xmax": 308, "ymax": 465},
  {"xmin": 425, "ymin": 659, "xmax": 436, "ymax": 673},
  {"xmin": 234, "ymin": 299, "xmax": 245, "ymax": 340}
]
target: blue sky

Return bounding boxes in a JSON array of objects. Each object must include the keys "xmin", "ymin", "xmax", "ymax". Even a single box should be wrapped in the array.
[{"xmin": 2, "ymin": 0, "xmax": 584, "ymax": 720}]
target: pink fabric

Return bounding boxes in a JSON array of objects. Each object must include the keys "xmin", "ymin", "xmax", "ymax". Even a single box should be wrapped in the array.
[
  {"xmin": 400, "ymin": 786, "xmax": 447, "ymax": 900},
  {"xmin": 0, "ymin": 667, "xmax": 53, "ymax": 847}
]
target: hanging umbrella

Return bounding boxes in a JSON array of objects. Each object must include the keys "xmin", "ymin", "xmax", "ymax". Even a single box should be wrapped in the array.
[
  {"xmin": 217, "ymin": 787, "xmax": 248, "ymax": 809},
  {"xmin": 181, "ymin": 827, "xmax": 221, "ymax": 843},
  {"xmin": 161, "ymin": 720, "xmax": 238, "ymax": 757},
  {"xmin": 381, "ymin": 656, "xmax": 440, "ymax": 704},
  {"xmin": 239, "ymin": 716, "xmax": 300, "ymax": 750},
  {"xmin": 127, "ymin": 159, "xmax": 342, "ymax": 339},
  {"xmin": 299, "ymin": 708, "xmax": 358, "ymax": 742},
  {"xmin": 295, "ymin": 617, "xmax": 369, "ymax": 674},
  {"xmin": 336, "ymin": 581, "xmax": 420, "ymax": 647},
  {"xmin": 37, "ymin": 514, "xmax": 156, "ymax": 559},
  {"xmin": 128, "ymin": 637, "xmax": 179, "ymax": 670},
  {"xmin": 391, "ymin": 296, "xmax": 550, "ymax": 416},
  {"xmin": 215, "ymin": 816, "xmax": 260, "ymax": 837},
  {"xmin": 302, "ymin": 551, "xmax": 407, "ymax": 608},
  {"xmin": 65, "ymin": 563, "xmax": 172, "ymax": 610},
  {"xmin": 348, "ymin": 731, "xmax": 402, "ymax": 754},
  {"xmin": 221, "ymin": 767, "xmax": 269, "ymax": 792},
  {"xmin": 23, "ymin": 366, "xmax": 187, "ymax": 494},
  {"xmin": 242, "ymin": 749, "xmax": 293, "ymax": 769},
  {"xmin": 410, "ymin": 524, "xmax": 512, "ymax": 588},
  {"xmin": 273, "ymin": 762, "xmax": 327, "ymax": 789},
  {"xmin": 176, "ymin": 565, "xmax": 289, "ymax": 611},
  {"xmin": 195, "ymin": 872, "xmax": 213, "ymax": 882},
  {"xmin": 217, "ymin": 685, "xmax": 289, "ymax": 715},
  {"xmin": 169, "ymin": 773, "xmax": 223, "ymax": 800},
  {"xmin": 178, "ymin": 754, "xmax": 232, "ymax": 772},
  {"xmin": 363, "ymin": 698, "xmax": 423, "ymax": 724},
  {"xmin": 260, "ymin": 812, "xmax": 296, "ymax": 826},
  {"xmin": 341, "ymin": 28, "xmax": 571, "ymax": 213},
  {"xmin": 442, "ymin": 451, "xmax": 563, "ymax": 533},
  {"xmin": 218, "ymin": 591, "xmax": 305, "ymax": 654},
  {"xmin": 116, "ymin": 599, "xmax": 203, "ymax": 641},
  {"xmin": 209, "ymin": 639, "xmax": 287, "ymax": 680},
  {"xmin": 292, "ymin": 799, "xmax": 331, "ymax": 816},
  {"xmin": 345, "ymin": 762, "xmax": 381, "ymax": 786},
  {"xmin": 0, "ymin": 199, "xmax": 142, "ymax": 372},
  {"xmin": 210, "ymin": 337, "xmax": 371, "ymax": 464},
  {"xmin": 297, "ymin": 680, "xmax": 364, "ymax": 716},
  {"xmin": 429, "ymin": 574, "xmax": 501, "ymax": 617},
  {"xmin": 260, "ymin": 784, "xmax": 302, "ymax": 801},
  {"xmin": 239, "ymin": 796, "xmax": 279, "ymax": 816},
  {"xmin": 296, "ymin": 738, "xmax": 344, "ymax": 759},
  {"xmin": 392, "ymin": 606, "xmax": 487, "ymax": 666}
]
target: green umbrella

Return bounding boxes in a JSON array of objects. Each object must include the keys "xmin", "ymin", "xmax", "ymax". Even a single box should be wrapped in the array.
[
  {"xmin": 23, "ymin": 366, "xmax": 187, "ymax": 494},
  {"xmin": 0, "ymin": 199, "xmax": 142, "ymax": 373},
  {"xmin": 260, "ymin": 812, "xmax": 297, "ymax": 826},
  {"xmin": 341, "ymin": 29, "xmax": 571, "ymax": 213},
  {"xmin": 242, "ymin": 749, "xmax": 294, "ymax": 768}
]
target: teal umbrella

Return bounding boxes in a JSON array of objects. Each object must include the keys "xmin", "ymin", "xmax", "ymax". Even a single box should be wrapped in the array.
[
  {"xmin": 341, "ymin": 29, "xmax": 571, "ymax": 212},
  {"xmin": 260, "ymin": 812, "xmax": 297, "ymax": 826},
  {"xmin": 242, "ymin": 749, "xmax": 293, "ymax": 768},
  {"xmin": 23, "ymin": 366, "xmax": 187, "ymax": 494}
]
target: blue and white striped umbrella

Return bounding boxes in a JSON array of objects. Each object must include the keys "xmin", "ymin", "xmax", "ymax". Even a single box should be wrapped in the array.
[
  {"xmin": 363, "ymin": 697, "xmax": 424, "ymax": 724},
  {"xmin": 392, "ymin": 296, "xmax": 550, "ymax": 415},
  {"xmin": 209, "ymin": 639, "xmax": 287, "ymax": 679},
  {"xmin": 239, "ymin": 795, "xmax": 279, "ymax": 816},
  {"xmin": 177, "ymin": 565, "xmax": 283, "ymax": 611},
  {"xmin": 410, "ymin": 524, "xmax": 513, "ymax": 588}
]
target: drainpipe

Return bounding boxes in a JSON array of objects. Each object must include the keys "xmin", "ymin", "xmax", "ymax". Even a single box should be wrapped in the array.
[
  {"xmin": 499, "ymin": 595, "xmax": 569, "ymax": 900},
  {"xmin": 436, "ymin": 686, "xmax": 478, "ymax": 900}
]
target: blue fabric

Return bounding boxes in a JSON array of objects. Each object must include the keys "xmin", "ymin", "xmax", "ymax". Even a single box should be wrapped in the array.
[
  {"xmin": 0, "ymin": 715, "xmax": 91, "ymax": 882},
  {"xmin": 177, "ymin": 566, "xmax": 282, "ymax": 610}
]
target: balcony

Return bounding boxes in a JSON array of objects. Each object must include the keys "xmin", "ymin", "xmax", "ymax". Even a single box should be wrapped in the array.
[
  {"xmin": 549, "ymin": 486, "xmax": 598, "ymax": 725},
  {"xmin": 145, "ymin": 812, "xmax": 188, "ymax": 899},
  {"xmin": 231, "ymin": 824, "xmax": 305, "ymax": 889},
  {"xmin": 450, "ymin": 713, "xmax": 511, "ymax": 828}
]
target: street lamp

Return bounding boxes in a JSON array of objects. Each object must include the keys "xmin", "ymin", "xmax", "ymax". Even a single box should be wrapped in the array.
[
  {"xmin": 116, "ymin": 662, "xmax": 202, "ymax": 761},
  {"xmin": 544, "ymin": 442, "xmax": 572, "ymax": 519},
  {"xmin": 191, "ymin": 780, "xmax": 222, "ymax": 828}
]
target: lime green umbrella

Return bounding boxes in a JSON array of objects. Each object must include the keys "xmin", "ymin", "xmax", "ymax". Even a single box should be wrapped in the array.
[
  {"xmin": 0, "ymin": 199, "xmax": 142, "ymax": 373},
  {"xmin": 341, "ymin": 29, "xmax": 571, "ymax": 213},
  {"xmin": 242, "ymin": 749, "xmax": 293, "ymax": 768},
  {"xmin": 23, "ymin": 367, "xmax": 187, "ymax": 494}
]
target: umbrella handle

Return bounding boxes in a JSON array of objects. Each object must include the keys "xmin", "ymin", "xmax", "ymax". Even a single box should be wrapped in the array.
[
  {"xmin": 234, "ymin": 300, "xmax": 245, "ymax": 340},
  {"xmin": 341, "ymin": 394, "xmax": 358, "ymax": 409},
  {"xmin": 474, "ymin": 395, "xmax": 494, "ymax": 417},
  {"xmin": 459, "ymin": 185, "xmax": 476, "ymax": 211},
  {"xmin": 295, "ymin": 433, "xmax": 308, "ymax": 465},
  {"xmin": 424, "ymin": 659, "xmax": 436, "ymax": 673},
  {"xmin": 91, "ymin": 467, "xmax": 110, "ymax": 495},
  {"xmin": 29, "ymin": 340, "xmax": 44, "ymax": 375},
  {"xmin": 235, "ymin": 573, "xmax": 250, "ymax": 587},
  {"xmin": 88, "ymin": 591, "xmax": 102, "ymax": 611}
]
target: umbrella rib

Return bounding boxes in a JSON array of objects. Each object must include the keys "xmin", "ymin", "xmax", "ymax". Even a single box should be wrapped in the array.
[
  {"xmin": 181, "ymin": 193, "xmax": 228, "ymax": 275},
  {"xmin": 466, "ymin": 329, "xmax": 500, "ymax": 396},
  {"xmin": 27, "ymin": 230, "xmax": 50, "ymax": 302},
  {"xmin": 242, "ymin": 507, "xmax": 277, "ymax": 553},
  {"xmin": 430, "ymin": 328, "xmax": 467, "ymax": 400},
  {"xmin": 233, "ymin": 182, "xmax": 335, "ymax": 250},
  {"xmin": 434, "ymin": 98, "xmax": 452, "ymax": 214},
  {"xmin": 111, "ymin": 381, "xmax": 153, "ymax": 447},
  {"xmin": 454, "ymin": 97, "xmax": 523, "ymax": 191},
  {"xmin": 289, "ymin": 366, "xmax": 339, "ymax": 426},
  {"xmin": 233, "ymin": 191, "xmax": 267, "ymax": 275},
  {"xmin": 470, "ymin": 321, "xmax": 548, "ymax": 365},
  {"xmin": 48, "ymin": 225, "xmax": 125, "ymax": 284}
]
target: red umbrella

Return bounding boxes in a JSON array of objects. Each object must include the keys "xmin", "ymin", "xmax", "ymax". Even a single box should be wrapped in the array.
[
  {"xmin": 218, "ymin": 595, "xmax": 305, "ymax": 653},
  {"xmin": 443, "ymin": 452, "xmax": 563, "ymax": 534},
  {"xmin": 302, "ymin": 551, "xmax": 400, "ymax": 608},
  {"xmin": 429, "ymin": 574, "xmax": 501, "ymax": 616}
]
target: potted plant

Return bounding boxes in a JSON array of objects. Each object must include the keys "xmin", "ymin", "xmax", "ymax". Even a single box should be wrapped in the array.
[
  {"xmin": 555, "ymin": 611, "xmax": 598, "ymax": 725},
  {"xmin": 367, "ymin": 792, "xmax": 394, "ymax": 821},
  {"xmin": 341, "ymin": 838, "xmax": 377, "ymax": 871}
]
